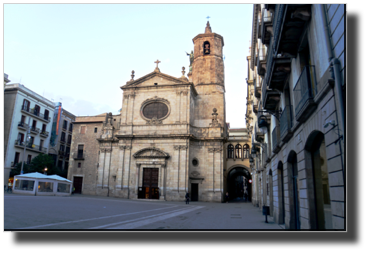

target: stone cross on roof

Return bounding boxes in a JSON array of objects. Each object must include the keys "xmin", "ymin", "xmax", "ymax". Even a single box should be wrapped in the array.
[
  {"xmin": 154, "ymin": 59, "xmax": 161, "ymax": 72},
  {"xmin": 154, "ymin": 59, "xmax": 161, "ymax": 68}
]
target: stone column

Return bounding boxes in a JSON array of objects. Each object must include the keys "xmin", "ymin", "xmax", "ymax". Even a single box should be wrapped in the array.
[
  {"xmin": 179, "ymin": 145, "xmax": 188, "ymax": 192},
  {"xmin": 159, "ymin": 164, "xmax": 166, "ymax": 200},
  {"xmin": 208, "ymin": 148, "xmax": 215, "ymax": 192},
  {"xmin": 118, "ymin": 146, "xmax": 126, "ymax": 189},
  {"xmin": 103, "ymin": 148, "xmax": 112, "ymax": 188},
  {"xmin": 174, "ymin": 145, "xmax": 181, "ymax": 191},
  {"xmin": 97, "ymin": 149, "xmax": 106, "ymax": 188},
  {"xmin": 135, "ymin": 163, "xmax": 141, "ymax": 196}
]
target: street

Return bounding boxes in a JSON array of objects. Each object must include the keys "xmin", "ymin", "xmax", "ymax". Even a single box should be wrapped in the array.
[{"xmin": 4, "ymin": 193, "xmax": 284, "ymax": 230}]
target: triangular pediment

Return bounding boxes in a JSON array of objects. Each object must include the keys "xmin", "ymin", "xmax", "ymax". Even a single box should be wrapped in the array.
[
  {"xmin": 133, "ymin": 147, "xmax": 170, "ymax": 159},
  {"xmin": 122, "ymin": 71, "xmax": 189, "ymax": 88}
]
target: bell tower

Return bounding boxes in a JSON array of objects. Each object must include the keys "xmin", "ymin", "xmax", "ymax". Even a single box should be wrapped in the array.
[
  {"xmin": 192, "ymin": 21, "xmax": 225, "ymax": 89},
  {"xmin": 191, "ymin": 21, "xmax": 226, "ymax": 129}
]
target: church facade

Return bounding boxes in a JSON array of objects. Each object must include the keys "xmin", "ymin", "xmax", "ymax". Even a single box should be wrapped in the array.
[{"xmin": 68, "ymin": 22, "xmax": 227, "ymax": 202}]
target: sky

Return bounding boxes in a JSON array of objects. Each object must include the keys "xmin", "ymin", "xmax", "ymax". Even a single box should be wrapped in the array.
[{"xmin": 4, "ymin": 3, "xmax": 253, "ymax": 128}]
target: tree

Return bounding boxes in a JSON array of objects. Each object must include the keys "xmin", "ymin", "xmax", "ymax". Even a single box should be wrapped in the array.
[{"xmin": 9, "ymin": 154, "xmax": 67, "ymax": 178}]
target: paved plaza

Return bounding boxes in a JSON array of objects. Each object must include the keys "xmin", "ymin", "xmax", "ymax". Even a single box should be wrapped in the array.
[{"xmin": 4, "ymin": 193, "xmax": 284, "ymax": 231}]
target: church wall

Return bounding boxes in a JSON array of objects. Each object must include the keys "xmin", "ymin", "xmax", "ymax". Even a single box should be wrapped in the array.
[{"xmin": 193, "ymin": 89, "xmax": 225, "ymax": 128}]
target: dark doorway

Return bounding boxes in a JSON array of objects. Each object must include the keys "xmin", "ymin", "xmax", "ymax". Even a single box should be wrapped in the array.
[
  {"xmin": 288, "ymin": 151, "xmax": 300, "ymax": 229},
  {"xmin": 142, "ymin": 168, "xmax": 159, "ymax": 199},
  {"xmin": 73, "ymin": 176, "xmax": 83, "ymax": 194},
  {"xmin": 227, "ymin": 167, "xmax": 252, "ymax": 203},
  {"xmin": 191, "ymin": 183, "xmax": 198, "ymax": 201}
]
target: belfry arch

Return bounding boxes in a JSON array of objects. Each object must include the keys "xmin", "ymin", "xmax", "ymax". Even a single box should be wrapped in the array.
[{"xmin": 226, "ymin": 165, "xmax": 252, "ymax": 202}]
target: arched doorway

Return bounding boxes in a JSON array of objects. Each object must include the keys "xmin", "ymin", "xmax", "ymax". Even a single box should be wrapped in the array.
[
  {"xmin": 287, "ymin": 151, "xmax": 300, "ymax": 229},
  {"xmin": 226, "ymin": 167, "xmax": 252, "ymax": 202},
  {"xmin": 277, "ymin": 161, "xmax": 285, "ymax": 225},
  {"xmin": 305, "ymin": 131, "xmax": 332, "ymax": 229}
]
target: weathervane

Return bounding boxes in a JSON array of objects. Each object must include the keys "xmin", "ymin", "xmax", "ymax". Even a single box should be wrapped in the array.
[{"xmin": 206, "ymin": 16, "xmax": 210, "ymax": 21}]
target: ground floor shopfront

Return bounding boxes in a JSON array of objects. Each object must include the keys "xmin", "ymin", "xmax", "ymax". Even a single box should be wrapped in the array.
[{"xmin": 251, "ymin": 107, "xmax": 345, "ymax": 230}]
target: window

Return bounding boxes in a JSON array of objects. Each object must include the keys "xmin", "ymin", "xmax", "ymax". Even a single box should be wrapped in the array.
[
  {"xmin": 66, "ymin": 147, "xmax": 70, "ymax": 155},
  {"xmin": 143, "ymin": 102, "xmax": 168, "ymax": 120},
  {"xmin": 77, "ymin": 145, "xmax": 84, "ymax": 159},
  {"xmin": 17, "ymin": 133, "xmax": 25, "ymax": 144},
  {"xmin": 21, "ymin": 115, "xmax": 26, "ymax": 124},
  {"xmin": 60, "ymin": 145, "xmax": 65, "ymax": 152},
  {"xmin": 34, "ymin": 105, "xmax": 40, "ymax": 116},
  {"xmin": 235, "ymin": 144, "xmax": 242, "ymax": 159},
  {"xmin": 243, "ymin": 144, "xmax": 250, "ymax": 159},
  {"xmin": 80, "ymin": 126, "xmax": 86, "ymax": 134},
  {"xmin": 58, "ymin": 160, "xmax": 63, "ymax": 168},
  {"xmin": 29, "ymin": 136, "xmax": 35, "ymax": 147},
  {"xmin": 40, "ymin": 140, "xmax": 44, "ymax": 151},
  {"xmin": 61, "ymin": 132, "xmax": 66, "ymax": 142},
  {"xmin": 42, "ymin": 124, "xmax": 47, "ymax": 133},
  {"xmin": 64, "ymin": 161, "xmax": 69, "ymax": 170},
  {"xmin": 227, "ymin": 144, "xmax": 234, "ymax": 159},
  {"xmin": 203, "ymin": 41, "xmax": 210, "ymax": 55},
  {"xmin": 78, "ymin": 162, "xmax": 81, "ymax": 168},
  {"xmin": 44, "ymin": 110, "xmax": 49, "ymax": 120},
  {"xmin": 94, "ymin": 127, "xmax": 98, "ymax": 133},
  {"xmin": 14, "ymin": 152, "xmax": 20, "ymax": 165},
  {"xmin": 69, "ymin": 123, "xmax": 73, "ymax": 132},
  {"xmin": 63, "ymin": 120, "xmax": 68, "ymax": 129},
  {"xmin": 23, "ymin": 99, "xmax": 30, "ymax": 111},
  {"xmin": 32, "ymin": 120, "xmax": 37, "ymax": 130},
  {"xmin": 192, "ymin": 158, "xmax": 199, "ymax": 167},
  {"xmin": 27, "ymin": 155, "xmax": 32, "ymax": 164},
  {"xmin": 67, "ymin": 134, "xmax": 72, "ymax": 144}
]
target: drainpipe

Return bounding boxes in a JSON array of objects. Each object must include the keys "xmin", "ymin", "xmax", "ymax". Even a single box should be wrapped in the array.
[{"xmin": 321, "ymin": 4, "xmax": 345, "ymax": 180}]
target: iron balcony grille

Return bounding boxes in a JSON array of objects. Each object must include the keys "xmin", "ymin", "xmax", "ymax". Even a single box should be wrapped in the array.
[
  {"xmin": 294, "ymin": 65, "xmax": 317, "ymax": 118},
  {"xmin": 280, "ymin": 105, "xmax": 293, "ymax": 139},
  {"xmin": 271, "ymin": 126, "xmax": 280, "ymax": 153},
  {"xmin": 74, "ymin": 153, "xmax": 84, "ymax": 160},
  {"xmin": 21, "ymin": 106, "xmax": 51, "ymax": 122},
  {"xmin": 14, "ymin": 139, "xmax": 47, "ymax": 153},
  {"xmin": 30, "ymin": 127, "xmax": 40, "ymax": 134},
  {"xmin": 258, "ymin": 47, "xmax": 267, "ymax": 61},
  {"xmin": 40, "ymin": 131, "xmax": 49, "ymax": 137}
]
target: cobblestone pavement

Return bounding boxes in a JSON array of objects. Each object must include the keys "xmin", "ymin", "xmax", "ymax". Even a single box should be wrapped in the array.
[{"xmin": 4, "ymin": 193, "xmax": 284, "ymax": 231}]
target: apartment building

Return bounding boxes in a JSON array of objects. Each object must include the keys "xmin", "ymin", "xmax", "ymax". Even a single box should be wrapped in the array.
[
  {"xmin": 48, "ymin": 102, "xmax": 76, "ymax": 175},
  {"xmin": 248, "ymin": 4, "xmax": 345, "ymax": 230},
  {"xmin": 4, "ymin": 83, "xmax": 55, "ymax": 184}
]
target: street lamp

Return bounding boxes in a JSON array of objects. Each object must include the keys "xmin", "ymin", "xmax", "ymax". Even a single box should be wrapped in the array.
[
  {"xmin": 20, "ymin": 117, "xmax": 32, "ymax": 175},
  {"xmin": 257, "ymin": 109, "xmax": 282, "ymax": 134},
  {"xmin": 44, "ymin": 167, "xmax": 48, "ymax": 175}
]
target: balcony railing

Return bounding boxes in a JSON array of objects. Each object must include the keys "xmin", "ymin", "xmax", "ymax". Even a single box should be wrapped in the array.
[
  {"xmin": 14, "ymin": 139, "xmax": 47, "ymax": 153},
  {"xmin": 58, "ymin": 150, "xmax": 65, "ymax": 156},
  {"xmin": 74, "ymin": 153, "xmax": 84, "ymax": 160},
  {"xmin": 271, "ymin": 126, "xmax": 281, "ymax": 154},
  {"xmin": 280, "ymin": 105, "xmax": 293, "ymax": 143},
  {"xmin": 30, "ymin": 127, "xmax": 40, "ymax": 135},
  {"xmin": 40, "ymin": 131, "xmax": 49, "ymax": 137},
  {"xmin": 294, "ymin": 66, "xmax": 317, "ymax": 122},
  {"xmin": 254, "ymin": 77, "xmax": 261, "ymax": 99},
  {"xmin": 18, "ymin": 121, "xmax": 27, "ymax": 130},
  {"xmin": 21, "ymin": 106, "xmax": 51, "ymax": 122}
]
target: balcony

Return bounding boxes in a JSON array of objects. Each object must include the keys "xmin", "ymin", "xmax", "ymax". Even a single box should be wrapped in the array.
[
  {"xmin": 257, "ymin": 47, "xmax": 267, "ymax": 76},
  {"xmin": 14, "ymin": 140, "xmax": 47, "ymax": 154},
  {"xmin": 252, "ymin": 97, "xmax": 258, "ymax": 114},
  {"xmin": 29, "ymin": 127, "xmax": 40, "ymax": 135},
  {"xmin": 254, "ymin": 124, "xmax": 264, "ymax": 143},
  {"xmin": 18, "ymin": 121, "xmax": 27, "ymax": 131},
  {"xmin": 265, "ymin": 4, "xmax": 311, "ymax": 92},
  {"xmin": 280, "ymin": 105, "xmax": 294, "ymax": 143},
  {"xmin": 262, "ymin": 80, "xmax": 280, "ymax": 111},
  {"xmin": 58, "ymin": 150, "xmax": 65, "ymax": 156},
  {"xmin": 254, "ymin": 78, "xmax": 261, "ymax": 99},
  {"xmin": 65, "ymin": 153, "xmax": 70, "ymax": 159},
  {"xmin": 21, "ymin": 106, "xmax": 51, "ymax": 123},
  {"xmin": 40, "ymin": 131, "xmax": 49, "ymax": 138},
  {"xmin": 273, "ymin": 4, "xmax": 312, "ymax": 58},
  {"xmin": 73, "ymin": 153, "xmax": 84, "ymax": 160},
  {"xmin": 11, "ymin": 162, "xmax": 18, "ymax": 168},
  {"xmin": 294, "ymin": 66, "xmax": 317, "ymax": 122},
  {"xmin": 271, "ymin": 126, "xmax": 281, "ymax": 154},
  {"xmin": 261, "ymin": 8, "xmax": 273, "ymax": 45}
]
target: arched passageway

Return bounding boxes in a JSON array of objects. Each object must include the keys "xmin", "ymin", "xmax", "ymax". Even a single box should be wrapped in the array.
[{"xmin": 226, "ymin": 167, "xmax": 252, "ymax": 203}]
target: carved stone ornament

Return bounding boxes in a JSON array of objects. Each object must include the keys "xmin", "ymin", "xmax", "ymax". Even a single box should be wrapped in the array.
[
  {"xmin": 140, "ymin": 96, "xmax": 171, "ymax": 124},
  {"xmin": 209, "ymin": 108, "xmax": 221, "ymax": 127},
  {"xmin": 133, "ymin": 147, "xmax": 170, "ymax": 159},
  {"xmin": 146, "ymin": 117, "xmax": 163, "ymax": 125},
  {"xmin": 190, "ymin": 171, "xmax": 200, "ymax": 177}
]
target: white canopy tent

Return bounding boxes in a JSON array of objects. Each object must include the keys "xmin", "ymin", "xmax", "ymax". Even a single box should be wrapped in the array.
[{"xmin": 13, "ymin": 172, "xmax": 72, "ymax": 196}]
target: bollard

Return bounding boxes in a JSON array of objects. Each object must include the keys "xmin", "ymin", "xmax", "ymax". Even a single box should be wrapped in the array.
[{"xmin": 262, "ymin": 206, "xmax": 270, "ymax": 223}]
